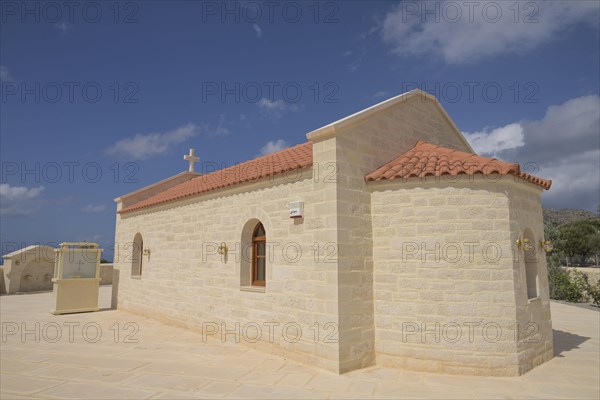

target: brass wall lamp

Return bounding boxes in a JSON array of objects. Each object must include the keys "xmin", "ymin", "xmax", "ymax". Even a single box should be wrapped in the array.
[
  {"xmin": 217, "ymin": 242, "xmax": 228, "ymax": 256},
  {"xmin": 515, "ymin": 237, "xmax": 533, "ymax": 251},
  {"xmin": 539, "ymin": 240, "xmax": 554, "ymax": 253},
  {"xmin": 143, "ymin": 248, "xmax": 151, "ymax": 258}
]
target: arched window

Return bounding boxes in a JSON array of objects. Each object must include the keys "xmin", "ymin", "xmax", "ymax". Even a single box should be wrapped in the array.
[
  {"xmin": 132, "ymin": 233, "xmax": 143, "ymax": 277},
  {"xmin": 252, "ymin": 223, "xmax": 266, "ymax": 286},
  {"xmin": 523, "ymin": 229, "xmax": 538, "ymax": 299}
]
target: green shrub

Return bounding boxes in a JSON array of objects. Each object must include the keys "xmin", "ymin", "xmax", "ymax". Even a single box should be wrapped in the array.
[
  {"xmin": 571, "ymin": 270, "xmax": 600, "ymax": 307},
  {"xmin": 587, "ymin": 279, "xmax": 600, "ymax": 307},
  {"xmin": 547, "ymin": 255, "xmax": 586, "ymax": 302},
  {"xmin": 571, "ymin": 271, "xmax": 591, "ymax": 301},
  {"xmin": 545, "ymin": 220, "xmax": 599, "ymax": 305},
  {"xmin": 557, "ymin": 220, "xmax": 600, "ymax": 266},
  {"xmin": 551, "ymin": 270, "xmax": 586, "ymax": 302}
]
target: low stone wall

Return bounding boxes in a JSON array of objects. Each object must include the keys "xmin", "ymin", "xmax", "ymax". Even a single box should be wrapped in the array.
[
  {"xmin": 100, "ymin": 264, "xmax": 113, "ymax": 285},
  {"xmin": 2, "ymin": 246, "xmax": 56, "ymax": 294},
  {"xmin": 0, "ymin": 262, "xmax": 113, "ymax": 294},
  {"xmin": 20, "ymin": 263, "xmax": 54, "ymax": 292},
  {"xmin": 0, "ymin": 267, "xmax": 5, "ymax": 294},
  {"xmin": 562, "ymin": 266, "xmax": 600, "ymax": 282},
  {"xmin": 111, "ymin": 267, "xmax": 119, "ymax": 309}
]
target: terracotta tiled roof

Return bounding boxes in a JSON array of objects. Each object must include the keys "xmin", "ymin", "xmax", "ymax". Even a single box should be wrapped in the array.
[
  {"xmin": 365, "ymin": 141, "xmax": 551, "ymax": 190},
  {"xmin": 120, "ymin": 142, "xmax": 313, "ymax": 214}
]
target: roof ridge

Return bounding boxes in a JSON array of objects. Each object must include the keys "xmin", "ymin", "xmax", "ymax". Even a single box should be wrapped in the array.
[
  {"xmin": 186, "ymin": 141, "xmax": 312, "ymax": 184},
  {"xmin": 238, "ymin": 141, "xmax": 311, "ymax": 165},
  {"xmin": 365, "ymin": 140, "xmax": 550, "ymax": 190},
  {"xmin": 120, "ymin": 141, "xmax": 314, "ymax": 214}
]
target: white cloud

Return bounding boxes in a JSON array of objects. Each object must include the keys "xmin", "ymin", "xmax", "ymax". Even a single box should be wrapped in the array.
[
  {"xmin": 372, "ymin": 91, "xmax": 389, "ymax": 99},
  {"xmin": 252, "ymin": 24, "xmax": 262, "ymax": 38},
  {"xmin": 91, "ymin": 234, "xmax": 104, "ymax": 242},
  {"xmin": 464, "ymin": 95, "xmax": 600, "ymax": 210},
  {"xmin": 348, "ymin": 59, "xmax": 361, "ymax": 72},
  {"xmin": 106, "ymin": 123, "xmax": 199, "ymax": 160},
  {"xmin": 463, "ymin": 123, "xmax": 524, "ymax": 157},
  {"xmin": 342, "ymin": 50, "xmax": 362, "ymax": 71},
  {"xmin": 82, "ymin": 204, "xmax": 106, "ymax": 213},
  {"xmin": 258, "ymin": 98, "xmax": 299, "ymax": 119},
  {"xmin": 359, "ymin": 13, "xmax": 384, "ymax": 41},
  {"xmin": 517, "ymin": 95, "xmax": 600, "ymax": 164},
  {"xmin": 209, "ymin": 115, "xmax": 230, "ymax": 136},
  {"xmin": 55, "ymin": 22, "xmax": 72, "ymax": 33},
  {"xmin": 538, "ymin": 150, "xmax": 600, "ymax": 209},
  {"xmin": 0, "ymin": 184, "xmax": 44, "ymax": 201},
  {"xmin": 258, "ymin": 98, "xmax": 287, "ymax": 111},
  {"xmin": 0, "ymin": 65, "xmax": 13, "ymax": 82},
  {"xmin": 0, "ymin": 184, "xmax": 44, "ymax": 216},
  {"xmin": 381, "ymin": 1, "xmax": 599, "ymax": 64},
  {"xmin": 259, "ymin": 139, "xmax": 289, "ymax": 156}
]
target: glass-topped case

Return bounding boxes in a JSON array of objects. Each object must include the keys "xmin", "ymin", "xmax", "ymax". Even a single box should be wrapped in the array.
[
  {"xmin": 52, "ymin": 242, "xmax": 102, "ymax": 315},
  {"xmin": 54, "ymin": 243, "xmax": 101, "ymax": 280},
  {"xmin": 61, "ymin": 249, "xmax": 98, "ymax": 279}
]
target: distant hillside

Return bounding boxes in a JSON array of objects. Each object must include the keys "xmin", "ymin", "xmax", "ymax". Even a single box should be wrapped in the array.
[{"xmin": 543, "ymin": 208, "xmax": 599, "ymax": 227}]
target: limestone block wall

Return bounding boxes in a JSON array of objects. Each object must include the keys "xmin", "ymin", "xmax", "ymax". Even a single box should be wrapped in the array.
[
  {"xmin": 19, "ymin": 261, "xmax": 54, "ymax": 292},
  {"xmin": 317, "ymin": 94, "xmax": 473, "ymax": 372},
  {"xmin": 1, "ymin": 246, "xmax": 56, "ymax": 294},
  {"xmin": 0, "ymin": 267, "xmax": 5, "ymax": 294},
  {"xmin": 1, "ymin": 249, "xmax": 113, "ymax": 293},
  {"xmin": 100, "ymin": 264, "xmax": 114, "ymax": 285},
  {"xmin": 114, "ymin": 155, "xmax": 342, "ymax": 371},
  {"xmin": 508, "ymin": 182, "xmax": 553, "ymax": 374},
  {"xmin": 117, "ymin": 172, "xmax": 200, "ymax": 210},
  {"xmin": 113, "ymin": 91, "xmax": 551, "ymax": 375},
  {"xmin": 370, "ymin": 176, "xmax": 544, "ymax": 376}
]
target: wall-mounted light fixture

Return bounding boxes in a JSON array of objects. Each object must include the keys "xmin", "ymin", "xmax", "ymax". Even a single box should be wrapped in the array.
[
  {"xmin": 539, "ymin": 240, "xmax": 554, "ymax": 253},
  {"xmin": 516, "ymin": 237, "xmax": 533, "ymax": 251},
  {"xmin": 143, "ymin": 248, "xmax": 151, "ymax": 258},
  {"xmin": 217, "ymin": 242, "xmax": 228, "ymax": 256}
]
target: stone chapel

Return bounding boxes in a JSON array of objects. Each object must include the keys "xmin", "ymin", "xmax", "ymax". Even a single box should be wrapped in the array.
[{"xmin": 113, "ymin": 89, "xmax": 553, "ymax": 376}]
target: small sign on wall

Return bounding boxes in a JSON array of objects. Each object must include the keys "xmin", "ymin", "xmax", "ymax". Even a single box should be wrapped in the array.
[{"xmin": 290, "ymin": 201, "xmax": 304, "ymax": 219}]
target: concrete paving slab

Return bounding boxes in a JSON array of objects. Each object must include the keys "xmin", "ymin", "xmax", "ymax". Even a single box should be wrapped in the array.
[
  {"xmin": 191, "ymin": 380, "xmax": 239, "ymax": 398},
  {"xmin": 122, "ymin": 373, "xmax": 211, "ymax": 392},
  {"xmin": 36, "ymin": 382, "xmax": 157, "ymax": 399},
  {"xmin": 275, "ymin": 372, "xmax": 316, "ymax": 387},
  {"xmin": 34, "ymin": 365, "xmax": 139, "ymax": 384},
  {"xmin": 1, "ymin": 287, "xmax": 598, "ymax": 399},
  {"xmin": 0, "ymin": 374, "xmax": 62, "ymax": 396},
  {"xmin": 227, "ymin": 383, "xmax": 330, "ymax": 399}
]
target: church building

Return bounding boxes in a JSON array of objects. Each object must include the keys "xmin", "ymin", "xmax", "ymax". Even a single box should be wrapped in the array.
[{"xmin": 113, "ymin": 90, "xmax": 553, "ymax": 376}]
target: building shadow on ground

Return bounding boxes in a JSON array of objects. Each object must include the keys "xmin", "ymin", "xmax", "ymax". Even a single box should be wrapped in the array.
[{"xmin": 553, "ymin": 329, "xmax": 590, "ymax": 357}]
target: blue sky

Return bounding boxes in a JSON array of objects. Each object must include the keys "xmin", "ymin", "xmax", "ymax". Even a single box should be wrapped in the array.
[{"xmin": 1, "ymin": 0, "xmax": 599, "ymax": 261}]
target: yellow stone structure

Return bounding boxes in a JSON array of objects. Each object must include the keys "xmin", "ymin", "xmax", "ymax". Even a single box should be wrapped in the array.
[
  {"xmin": 112, "ymin": 90, "xmax": 553, "ymax": 376},
  {"xmin": 51, "ymin": 242, "xmax": 102, "ymax": 315}
]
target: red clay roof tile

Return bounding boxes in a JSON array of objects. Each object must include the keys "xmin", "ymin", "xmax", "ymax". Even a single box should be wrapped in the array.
[
  {"xmin": 121, "ymin": 139, "xmax": 550, "ymax": 215},
  {"xmin": 120, "ymin": 141, "xmax": 313, "ymax": 214},
  {"xmin": 365, "ymin": 141, "xmax": 551, "ymax": 190}
]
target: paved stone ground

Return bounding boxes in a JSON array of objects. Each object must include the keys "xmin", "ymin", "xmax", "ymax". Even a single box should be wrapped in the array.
[
  {"xmin": 1, "ymin": 287, "xmax": 598, "ymax": 399},
  {"xmin": 553, "ymin": 300, "xmax": 600, "ymax": 312}
]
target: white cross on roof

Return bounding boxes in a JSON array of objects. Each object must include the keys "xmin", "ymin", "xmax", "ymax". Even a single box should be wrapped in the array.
[{"xmin": 184, "ymin": 148, "xmax": 200, "ymax": 172}]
